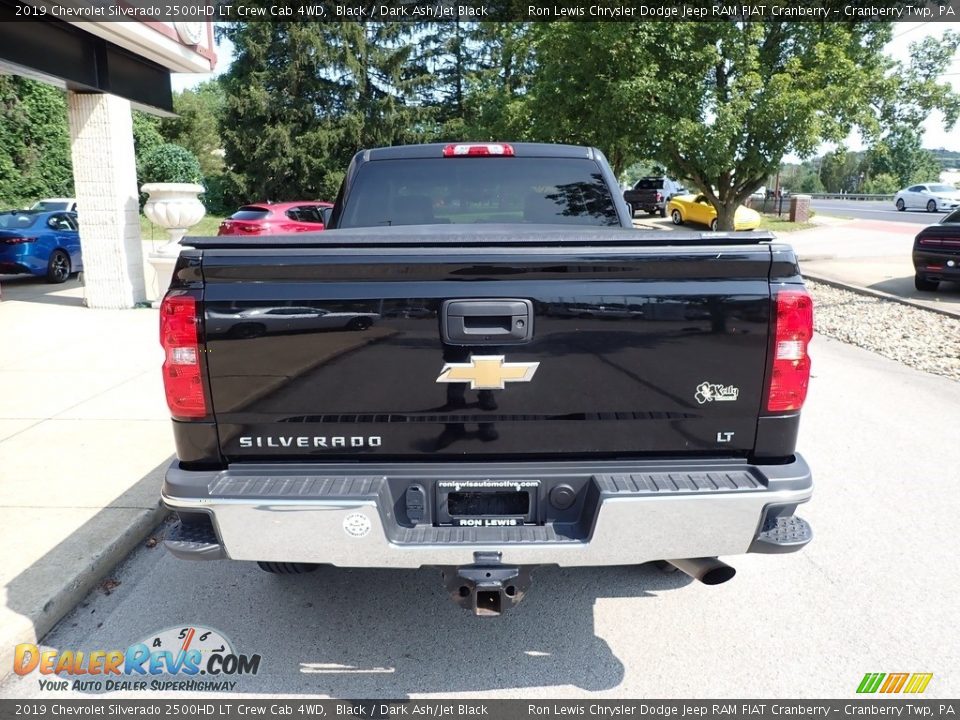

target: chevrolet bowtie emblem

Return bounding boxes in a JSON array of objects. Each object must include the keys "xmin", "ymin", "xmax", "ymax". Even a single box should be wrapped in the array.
[{"xmin": 436, "ymin": 355, "xmax": 540, "ymax": 390}]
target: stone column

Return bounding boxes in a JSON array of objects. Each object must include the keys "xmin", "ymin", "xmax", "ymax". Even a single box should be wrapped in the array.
[{"xmin": 66, "ymin": 92, "xmax": 146, "ymax": 309}]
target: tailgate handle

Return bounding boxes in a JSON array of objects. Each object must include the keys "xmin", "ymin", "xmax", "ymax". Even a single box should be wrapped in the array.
[{"xmin": 441, "ymin": 299, "xmax": 533, "ymax": 345}]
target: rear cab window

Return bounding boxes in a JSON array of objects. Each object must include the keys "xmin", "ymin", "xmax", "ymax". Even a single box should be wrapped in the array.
[{"xmin": 338, "ymin": 157, "xmax": 619, "ymax": 228}]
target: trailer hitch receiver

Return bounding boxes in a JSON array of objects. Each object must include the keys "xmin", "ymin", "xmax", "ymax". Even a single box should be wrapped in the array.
[{"xmin": 440, "ymin": 552, "xmax": 534, "ymax": 616}]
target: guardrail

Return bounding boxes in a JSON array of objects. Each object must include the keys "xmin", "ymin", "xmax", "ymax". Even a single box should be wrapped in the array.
[{"xmin": 806, "ymin": 193, "xmax": 895, "ymax": 201}]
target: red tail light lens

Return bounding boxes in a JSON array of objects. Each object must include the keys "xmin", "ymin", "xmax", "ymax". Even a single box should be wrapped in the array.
[
  {"xmin": 656, "ymin": 192, "xmax": 663, "ymax": 202},
  {"xmin": 1, "ymin": 236, "xmax": 36, "ymax": 244},
  {"xmin": 159, "ymin": 294, "xmax": 207, "ymax": 419},
  {"xmin": 918, "ymin": 237, "xmax": 960, "ymax": 248},
  {"xmin": 442, "ymin": 143, "xmax": 515, "ymax": 157},
  {"xmin": 767, "ymin": 289, "xmax": 813, "ymax": 412}
]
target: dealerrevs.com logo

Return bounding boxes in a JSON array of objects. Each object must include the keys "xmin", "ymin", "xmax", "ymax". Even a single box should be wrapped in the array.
[{"xmin": 13, "ymin": 625, "xmax": 261, "ymax": 693}]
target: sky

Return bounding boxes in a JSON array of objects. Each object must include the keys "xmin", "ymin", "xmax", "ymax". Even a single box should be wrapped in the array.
[{"xmin": 171, "ymin": 21, "xmax": 960, "ymax": 153}]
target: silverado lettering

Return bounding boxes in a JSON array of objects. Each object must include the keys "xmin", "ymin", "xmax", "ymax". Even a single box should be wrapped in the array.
[
  {"xmin": 238, "ymin": 436, "xmax": 382, "ymax": 449},
  {"xmin": 159, "ymin": 142, "xmax": 814, "ymax": 616}
]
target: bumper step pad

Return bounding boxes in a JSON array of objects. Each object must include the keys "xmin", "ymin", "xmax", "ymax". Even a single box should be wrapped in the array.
[
  {"xmin": 164, "ymin": 521, "xmax": 225, "ymax": 561},
  {"xmin": 750, "ymin": 514, "xmax": 812, "ymax": 553}
]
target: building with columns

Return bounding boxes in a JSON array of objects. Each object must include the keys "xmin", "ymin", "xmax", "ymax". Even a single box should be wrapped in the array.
[{"xmin": 0, "ymin": 13, "xmax": 216, "ymax": 309}]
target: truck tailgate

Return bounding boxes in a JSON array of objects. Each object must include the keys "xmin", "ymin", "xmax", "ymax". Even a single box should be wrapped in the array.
[{"xmin": 197, "ymin": 234, "xmax": 778, "ymax": 461}]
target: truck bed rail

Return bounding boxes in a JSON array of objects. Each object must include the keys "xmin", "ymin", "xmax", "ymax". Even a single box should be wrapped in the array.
[{"xmin": 184, "ymin": 225, "xmax": 775, "ymax": 250}]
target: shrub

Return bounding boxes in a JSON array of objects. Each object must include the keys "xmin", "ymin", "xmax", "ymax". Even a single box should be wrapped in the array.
[{"xmin": 138, "ymin": 142, "xmax": 203, "ymax": 186}]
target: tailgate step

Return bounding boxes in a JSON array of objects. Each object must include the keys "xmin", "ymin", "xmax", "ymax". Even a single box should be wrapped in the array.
[{"xmin": 750, "ymin": 515, "xmax": 812, "ymax": 553}]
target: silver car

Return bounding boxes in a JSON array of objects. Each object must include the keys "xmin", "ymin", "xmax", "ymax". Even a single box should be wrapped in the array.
[
  {"xmin": 894, "ymin": 183, "xmax": 960, "ymax": 213},
  {"xmin": 208, "ymin": 306, "xmax": 380, "ymax": 338}
]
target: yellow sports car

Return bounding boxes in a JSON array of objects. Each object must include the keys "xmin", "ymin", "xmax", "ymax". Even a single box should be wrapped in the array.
[{"xmin": 667, "ymin": 194, "xmax": 761, "ymax": 231}]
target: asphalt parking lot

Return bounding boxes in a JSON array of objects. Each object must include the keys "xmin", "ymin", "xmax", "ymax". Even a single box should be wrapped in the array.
[{"xmin": 3, "ymin": 336, "xmax": 958, "ymax": 700}]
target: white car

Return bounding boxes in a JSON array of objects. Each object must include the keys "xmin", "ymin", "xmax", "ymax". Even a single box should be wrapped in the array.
[
  {"xmin": 208, "ymin": 306, "xmax": 380, "ymax": 338},
  {"xmin": 894, "ymin": 184, "xmax": 960, "ymax": 213},
  {"xmin": 30, "ymin": 198, "xmax": 78, "ymax": 213}
]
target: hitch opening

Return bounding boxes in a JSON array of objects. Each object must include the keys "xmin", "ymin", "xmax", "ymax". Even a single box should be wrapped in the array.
[{"xmin": 441, "ymin": 552, "xmax": 534, "ymax": 616}]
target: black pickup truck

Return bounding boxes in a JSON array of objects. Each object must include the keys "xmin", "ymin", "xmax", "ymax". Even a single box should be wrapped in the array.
[{"xmin": 160, "ymin": 142, "xmax": 814, "ymax": 616}]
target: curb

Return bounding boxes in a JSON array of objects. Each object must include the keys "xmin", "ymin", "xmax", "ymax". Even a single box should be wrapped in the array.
[
  {"xmin": 803, "ymin": 271, "xmax": 960, "ymax": 320},
  {"xmin": 0, "ymin": 503, "xmax": 169, "ymax": 683}
]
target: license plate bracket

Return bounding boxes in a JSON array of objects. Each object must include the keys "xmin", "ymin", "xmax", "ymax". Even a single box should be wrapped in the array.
[{"xmin": 435, "ymin": 480, "xmax": 539, "ymax": 526}]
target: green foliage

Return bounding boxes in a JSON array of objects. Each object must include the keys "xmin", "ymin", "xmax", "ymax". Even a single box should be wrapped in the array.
[
  {"xmin": 0, "ymin": 77, "xmax": 73, "ymax": 208},
  {"xmin": 864, "ymin": 128, "xmax": 942, "ymax": 187},
  {"xmin": 863, "ymin": 173, "xmax": 900, "ymax": 195},
  {"xmin": 459, "ymin": 23, "xmax": 536, "ymax": 142},
  {"xmin": 520, "ymin": 22, "xmax": 959, "ymax": 228},
  {"xmin": 160, "ymin": 81, "xmax": 226, "ymax": 177},
  {"xmin": 218, "ymin": 22, "xmax": 426, "ymax": 203},
  {"xmin": 819, "ymin": 147, "xmax": 868, "ymax": 193},
  {"xmin": 796, "ymin": 172, "xmax": 824, "ymax": 194},
  {"xmin": 138, "ymin": 142, "xmax": 203, "ymax": 185},
  {"xmin": 523, "ymin": 24, "xmax": 657, "ymax": 177},
  {"xmin": 200, "ymin": 170, "xmax": 245, "ymax": 216},
  {"xmin": 132, "ymin": 111, "xmax": 165, "ymax": 157}
]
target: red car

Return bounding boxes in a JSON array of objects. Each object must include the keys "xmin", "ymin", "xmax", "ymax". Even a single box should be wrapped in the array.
[{"xmin": 218, "ymin": 202, "xmax": 333, "ymax": 236}]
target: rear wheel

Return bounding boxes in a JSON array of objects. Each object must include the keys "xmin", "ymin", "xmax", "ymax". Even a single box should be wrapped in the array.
[
  {"xmin": 257, "ymin": 561, "xmax": 319, "ymax": 575},
  {"xmin": 926, "ymin": 199, "xmax": 937, "ymax": 212},
  {"xmin": 659, "ymin": 205, "xmax": 667, "ymax": 218},
  {"xmin": 914, "ymin": 274, "xmax": 939, "ymax": 292},
  {"xmin": 710, "ymin": 219, "xmax": 718, "ymax": 231},
  {"xmin": 671, "ymin": 210, "xmax": 683, "ymax": 225},
  {"xmin": 895, "ymin": 198, "xmax": 905, "ymax": 211},
  {"xmin": 346, "ymin": 316, "xmax": 373, "ymax": 331},
  {"xmin": 46, "ymin": 250, "xmax": 70, "ymax": 283}
]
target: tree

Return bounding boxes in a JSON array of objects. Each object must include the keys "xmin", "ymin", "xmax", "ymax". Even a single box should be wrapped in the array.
[
  {"xmin": 863, "ymin": 173, "xmax": 899, "ymax": 194},
  {"xmin": 0, "ymin": 77, "xmax": 73, "ymax": 208},
  {"xmin": 160, "ymin": 81, "xmax": 225, "ymax": 177},
  {"xmin": 522, "ymin": 22, "xmax": 960, "ymax": 229},
  {"xmin": 460, "ymin": 23, "xmax": 536, "ymax": 142},
  {"xmin": 132, "ymin": 111, "xmax": 164, "ymax": 158},
  {"xmin": 819, "ymin": 148, "xmax": 862, "ymax": 193},
  {"xmin": 797, "ymin": 172, "xmax": 824, "ymax": 194},
  {"xmin": 865, "ymin": 128, "xmax": 943, "ymax": 188},
  {"xmin": 218, "ymin": 21, "xmax": 425, "ymax": 203}
]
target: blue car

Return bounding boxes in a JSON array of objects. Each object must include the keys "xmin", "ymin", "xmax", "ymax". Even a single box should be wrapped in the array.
[{"xmin": 0, "ymin": 209, "xmax": 82, "ymax": 283}]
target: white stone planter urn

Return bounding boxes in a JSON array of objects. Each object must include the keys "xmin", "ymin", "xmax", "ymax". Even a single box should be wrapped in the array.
[{"xmin": 142, "ymin": 182, "xmax": 205, "ymax": 301}]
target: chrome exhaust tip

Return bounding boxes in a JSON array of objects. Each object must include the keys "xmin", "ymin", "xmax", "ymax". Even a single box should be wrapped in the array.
[{"xmin": 666, "ymin": 557, "xmax": 736, "ymax": 585}]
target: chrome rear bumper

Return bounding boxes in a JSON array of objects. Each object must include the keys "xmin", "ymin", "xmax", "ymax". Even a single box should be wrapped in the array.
[{"xmin": 161, "ymin": 456, "xmax": 812, "ymax": 568}]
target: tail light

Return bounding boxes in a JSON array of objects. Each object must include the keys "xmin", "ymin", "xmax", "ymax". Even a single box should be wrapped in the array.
[
  {"xmin": 918, "ymin": 237, "xmax": 960, "ymax": 248},
  {"xmin": 1, "ymin": 236, "xmax": 36, "ymax": 244},
  {"xmin": 767, "ymin": 289, "xmax": 813, "ymax": 412},
  {"xmin": 443, "ymin": 143, "xmax": 515, "ymax": 157},
  {"xmin": 656, "ymin": 192, "xmax": 663, "ymax": 202},
  {"xmin": 159, "ymin": 294, "xmax": 207, "ymax": 419}
]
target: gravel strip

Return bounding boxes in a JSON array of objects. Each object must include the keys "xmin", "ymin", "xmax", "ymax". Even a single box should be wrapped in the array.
[{"xmin": 807, "ymin": 280, "xmax": 960, "ymax": 383}]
